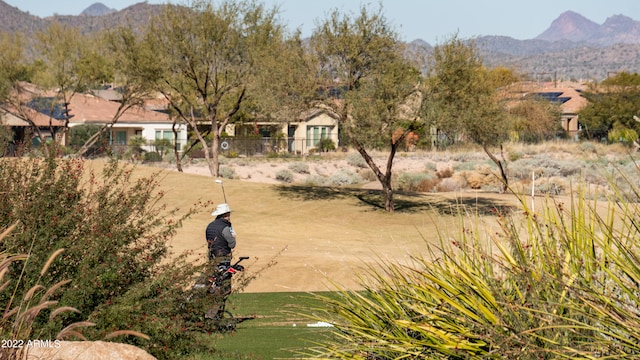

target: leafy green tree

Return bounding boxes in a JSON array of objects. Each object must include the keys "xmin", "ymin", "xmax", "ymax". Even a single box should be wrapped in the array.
[
  {"xmin": 145, "ymin": 0, "xmax": 289, "ymax": 177},
  {"xmin": 0, "ymin": 32, "xmax": 45, "ymax": 155},
  {"xmin": 76, "ymin": 26, "xmax": 162, "ymax": 157},
  {"xmin": 68, "ymin": 124, "xmax": 110, "ymax": 156},
  {"xmin": 422, "ymin": 35, "xmax": 509, "ymax": 191},
  {"xmin": 311, "ymin": 5, "xmax": 422, "ymax": 212},
  {"xmin": 33, "ymin": 22, "xmax": 109, "ymax": 154},
  {"xmin": 579, "ymin": 71, "xmax": 640, "ymax": 142},
  {"xmin": 0, "ymin": 158, "xmax": 205, "ymax": 358}
]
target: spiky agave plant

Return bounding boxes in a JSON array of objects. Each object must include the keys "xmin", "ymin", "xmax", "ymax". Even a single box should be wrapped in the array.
[
  {"xmin": 304, "ymin": 163, "xmax": 640, "ymax": 359},
  {"xmin": 553, "ymin": 165, "xmax": 640, "ymax": 358}
]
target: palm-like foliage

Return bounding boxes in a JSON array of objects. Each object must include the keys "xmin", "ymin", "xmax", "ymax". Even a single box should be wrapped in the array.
[{"xmin": 307, "ymin": 162, "xmax": 640, "ymax": 359}]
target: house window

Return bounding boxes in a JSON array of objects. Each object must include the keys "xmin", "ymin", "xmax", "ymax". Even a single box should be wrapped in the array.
[
  {"xmin": 155, "ymin": 130, "xmax": 181, "ymax": 151},
  {"xmin": 113, "ymin": 131, "xmax": 127, "ymax": 145},
  {"xmin": 307, "ymin": 126, "xmax": 330, "ymax": 147}
]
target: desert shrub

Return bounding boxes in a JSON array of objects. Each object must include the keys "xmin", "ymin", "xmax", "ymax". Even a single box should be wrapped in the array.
[
  {"xmin": 288, "ymin": 162, "xmax": 310, "ymax": 174},
  {"xmin": 436, "ymin": 176, "xmax": 466, "ymax": 192},
  {"xmin": 0, "ymin": 158, "xmax": 210, "ymax": 359},
  {"xmin": 396, "ymin": 172, "xmax": 435, "ymax": 192},
  {"xmin": 417, "ymin": 177, "xmax": 440, "ymax": 192},
  {"xmin": 424, "ymin": 161, "xmax": 437, "ymax": 172},
  {"xmin": 435, "ymin": 166, "xmax": 454, "ymax": 179},
  {"xmin": 307, "ymin": 162, "xmax": 640, "ymax": 358},
  {"xmin": 232, "ymin": 158, "xmax": 251, "ymax": 167},
  {"xmin": 86, "ymin": 254, "xmax": 213, "ymax": 359},
  {"xmin": 509, "ymin": 156, "xmax": 585, "ymax": 181},
  {"xmin": 508, "ymin": 150, "xmax": 524, "ymax": 162},
  {"xmin": 304, "ymin": 174, "xmax": 327, "ymax": 186},
  {"xmin": 275, "ymin": 169, "xmax": 294, "ymax": 183},
  {"xmin": 357, "ymin": 168, "xmax": 377, "ymax": 182},
  {"xmin": 346, "ymin": 152, "xmax": 367, "ymax": 168},
  {"xmin": 327, "ymin": 169, "xmax": 362, "ymax": 186},
  {"xmin": 533, "ymin": 177, "xmax": 566, "ymax": 195},
  {"xmin": 580, "ymin": 141, "xmax": 597, "ymax": 153},
  {"xmin": 453, "ymin": 160, "xmax": 482, "ymax": 172},
  {"xmin": 218, "ymin": 165, "xmax": 237, "ymax": 179},
  {"xmin": 143, "ymin": 151, "xmax": 162, "ymax": 162},
  {"xmin": 163, "ymin": 152, "xmax": 176, "ymax": 164}
]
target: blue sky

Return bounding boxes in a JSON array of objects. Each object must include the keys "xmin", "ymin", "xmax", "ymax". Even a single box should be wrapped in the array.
[{"xmin": 5, "ymin": 0, "xmax": 640, "ymax": 44}]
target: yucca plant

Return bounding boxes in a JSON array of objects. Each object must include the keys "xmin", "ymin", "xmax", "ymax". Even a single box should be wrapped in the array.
[{"xmin": 305, "ymin": 161, "xmax": 640, "ymax": 359}]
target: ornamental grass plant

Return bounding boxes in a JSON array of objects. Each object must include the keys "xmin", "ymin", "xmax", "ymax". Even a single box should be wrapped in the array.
[
  {"xmin": 0, "ymin": 223, "xmax": 114, "ymax": 360},
  {"xmin": 307, "ymin": 160, "xmax": 640, "ymax": 359}
]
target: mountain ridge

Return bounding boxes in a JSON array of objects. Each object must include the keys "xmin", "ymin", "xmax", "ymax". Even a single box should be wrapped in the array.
[
  {"xmin": 80, "ymin": 3, "xmax": 116, "ymax": 17},
  {"xmin": 1, "ymin": 2, "xmax": 639, "ymax": 81}
]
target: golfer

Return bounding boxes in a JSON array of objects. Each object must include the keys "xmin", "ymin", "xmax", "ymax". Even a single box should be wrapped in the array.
[{"xmin": 206, "ymin": 203, "xmax": 237, "ymax": 265}]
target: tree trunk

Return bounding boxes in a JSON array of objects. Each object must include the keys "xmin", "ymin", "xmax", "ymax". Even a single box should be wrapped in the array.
[
  {"xmin": 382, "ymin": 178, "xmax": 394, "ymax": 212},
  {"xmin": 482, "ymin": 144, "xmax": 508, "ymax": 193},
  {"xmin": 347, "ymin": 128, "xmax": 397, "ymax": 212}
]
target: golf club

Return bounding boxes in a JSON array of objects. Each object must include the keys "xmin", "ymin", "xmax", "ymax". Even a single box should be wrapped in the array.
[{"xmin": 215, "ymin": 179, "xmax": 227, "ymax": 203}]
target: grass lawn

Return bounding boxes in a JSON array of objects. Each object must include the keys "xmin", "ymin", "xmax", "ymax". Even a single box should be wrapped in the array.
[{"xmin": 194, "ymin": 292, "xmax": 337, "ymax": 359}]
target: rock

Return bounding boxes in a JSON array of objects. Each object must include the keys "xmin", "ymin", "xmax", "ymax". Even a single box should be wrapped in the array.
[{"xmin": 23, "ymin": 340, "xmax": 156, "ymax": 360}]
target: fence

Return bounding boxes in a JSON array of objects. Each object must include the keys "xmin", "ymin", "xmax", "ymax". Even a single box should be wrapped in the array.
[
  {"xmin": 214, "ymin": 137, "xmax": 323, "ymax": 157},
  {"xmin": 108, "ymin": 137, "xmax": 330, "ymax": 159}
]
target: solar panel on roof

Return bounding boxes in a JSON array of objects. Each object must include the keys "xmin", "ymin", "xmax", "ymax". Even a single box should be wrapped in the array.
[{"xmin": 26, "ymin": 97, "xmax": 71, "ymax": 120}]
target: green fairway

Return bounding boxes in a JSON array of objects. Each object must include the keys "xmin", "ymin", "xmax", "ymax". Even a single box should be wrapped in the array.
[{"xmin": 197, "ymin": 292, "xmax": 337, "ymax": 359}]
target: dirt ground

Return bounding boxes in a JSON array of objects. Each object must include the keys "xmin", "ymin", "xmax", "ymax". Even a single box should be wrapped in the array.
[{"xmin": 160, "ymin": 154, "xmax": 524, "ymax": 294}]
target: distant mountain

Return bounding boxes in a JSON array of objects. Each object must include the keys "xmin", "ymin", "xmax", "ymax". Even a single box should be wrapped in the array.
[
  {"xmin": 81, "ymin": 3, "xmax": 116, "ymax": 16},
  {"xmin": 1, "ymin": 1, "xmax": 640, "ymax": 81},
  {"xmin": 536, "ymin": 11, "xmax": 601, "ymax": 43},
  {"xmin": 535, "ymin": 11, "xmax": 640, "ymax": 46},
  {"xmin": 0, "ymin": 0, "xmax": 45, "ymax": 33}
]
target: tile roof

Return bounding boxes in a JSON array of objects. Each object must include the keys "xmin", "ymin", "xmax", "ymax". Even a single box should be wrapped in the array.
[
  {"xmin": 0, "ymin": 106, "xmax": 65, "ymax": 127},
  {"xmin": 68, "ymin": 93, "xmax": 171, "ymax": 124},
  {"xmin": 504, "ymin": 81, "xmax": 588, "ymax": 114}
]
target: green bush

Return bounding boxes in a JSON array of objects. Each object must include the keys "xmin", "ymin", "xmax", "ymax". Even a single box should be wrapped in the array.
[
  {"xmin": 143, "ymin": 151, "xmax": 162, "ymax": 162},
  {"xmin": 0, "ymin": 158, "xmax": 209, "ymax": 359},
  {"xmin": 319, "ymin": 138, "xmax": 336, "ymax": 152},
  {"xmin": 308, "ymin": 162, "xmax": 640, "ymax": 358},
  {"xmin": 68, "ymin": 124, "xmax": 110, "ymax": 157},
  {"xmin": 0, "ymin": 225, "xmax": 105, "ymax": 360}
]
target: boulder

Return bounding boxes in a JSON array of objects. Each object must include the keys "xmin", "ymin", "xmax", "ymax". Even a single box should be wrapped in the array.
[{"xmin": 23, "ymin": 340, "xmax": 156, "ymax": 360}]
